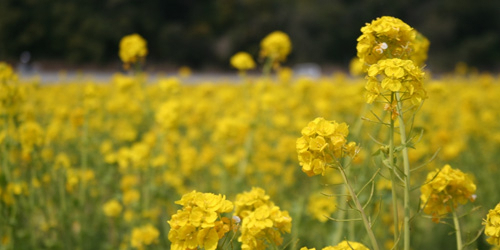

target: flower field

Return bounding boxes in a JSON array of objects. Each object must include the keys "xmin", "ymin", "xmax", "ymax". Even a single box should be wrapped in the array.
[{"xmin": 2, "ymin": 16, "xmax": 500, "ymax": 250}]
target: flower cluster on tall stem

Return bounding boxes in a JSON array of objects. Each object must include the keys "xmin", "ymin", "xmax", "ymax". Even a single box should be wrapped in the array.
[{"xmin": 356, "ymin": 16, "xmax": 430, "ymax": 250}]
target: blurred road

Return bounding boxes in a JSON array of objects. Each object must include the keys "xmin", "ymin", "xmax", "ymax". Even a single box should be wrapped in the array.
[
  {"xmin": 16, "ymin": 62, "xmax": 326, "ymax": 84},
  {"xmin": 18, "ymin": 70, "xmax": 245, "ymax": 84}
]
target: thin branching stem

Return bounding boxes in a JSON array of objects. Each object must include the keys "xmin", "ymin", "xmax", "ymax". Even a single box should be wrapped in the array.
[
  {"xmin": 452, "ymin": 209, "xmax": 463, "ymax": 250},
  {"xmin": 395, "ymin": 92, "xmax": 412, "ymax": 250},
  {"xmin": 389, "ymin": 93, "xmax": 401, "ymax": 249},
  {"xmin": 337, "ymin": 164, "xmax": 380, "ymax": 250}
]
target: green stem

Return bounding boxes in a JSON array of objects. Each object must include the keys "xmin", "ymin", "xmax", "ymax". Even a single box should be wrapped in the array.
[
  {"xmin": 338, "ymin": 164, "xmax": 380, "ymax": 250},
  {"xmin": 1, "ymin": 115, "xmax": 12, "ymax": 182},
  {"xmin": 262, "ymin": 56, "xmax": 273, "ymax": 77},
  {"xmin": 395, "ymin": 92, "xmax": 411, "ymax": 250},
  {"xmin": 333, "ymin": 103, "xmax": 369, "ymax": 245},
  {"xmin": 389, "ymin": 94, "xmax": 400, "ymax": 249},
  {"xmin": 452, "ymin": 209, "xmax": 463, "ymax": 250},
  {"xmin": 333, "ymin": 185, "xmax": 348, "ymax": 245},
  {"xmin": 78, "ymin": 116, "xmax": 89, "ymax": 248},
  {"xmin": 290, "ymin": 196, "xmax": 304, "ymax": 250}
]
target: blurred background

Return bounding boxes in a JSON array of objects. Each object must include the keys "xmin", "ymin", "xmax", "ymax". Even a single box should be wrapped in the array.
[{"xmin": 1, "ymin": 0, "xmax": 500, "ymax": 73}]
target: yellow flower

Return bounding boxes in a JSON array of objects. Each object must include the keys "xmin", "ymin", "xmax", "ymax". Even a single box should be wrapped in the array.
[
  {"xmin": 103, "ymin": 199, "xmax": 123, "ymax": 218},
  {"xmin": 18, "ymin": 121, "xmax": 44, "ymax": 155},
  {"xmin": 158, "ymin": 77, "xmax": 181, "ymax": 95},
  {"xmin": 0, "ymin": 62, "xmax": 17, "ymax": 82},
  {"xmin": 123, "ymin": 189, "xmax": 140, "ymax": 205},
  {"xmin": 296, "ymin": 117, "xmax": 358, "ymax": 176},
  {"xmin": 365, "ymin": 58, "xmax": 426, "ymax": 104},
  {"xmin": 230, "ymin": 52, "xmax": 256, "ymax": 71},
  {"xmin": 324, "ymin": 240, "xmax": 370, "ymax": 250},
  {"xmin": 357, "ymin": 16, "xmax": 416, "ymax": 66},
  {"xmin": 260, "ymin": 31, "xmax": 292, "ymax": 65},
  {"xmin": 168, "ymin": 191, "xmax": 234, "ymax": 250},
  {"xmin": 131, "ymin": 224, "xmax": 159, "ymax": 249},
  {"xmin": 410, "ymin": 31, "xmax": 430, "ymax": 67},
  {"xmin": 120, "ymin": 175, "xmax": 139, "ymax": 191},
  {"xmin": 420, "ymin": 164, "xmax": 476, "ymax": 223},
  {"xmin": 235, "ymin": 188, "xmax": 292, "ymax": 250},
  {"xmin": 155, "ymin": 100, "xmax": 180, "ymax": 130},
  {"xmin": 54, "ymin": 153, "xmax": 71, "ymax": 169},
  {"xmin": 484, "ymin": 202, "xmax": 500, "ymax": 246},
  {"xmin": 349, "ymin": 57, "xmax": 364, "ymax": 76},
  {"xmin": 119, "ymin": 34, "xmax": 148, "ymax": 69},
  {"xmin": 307, "ymin": 192, "xmax": 337, "ymax": 222}
]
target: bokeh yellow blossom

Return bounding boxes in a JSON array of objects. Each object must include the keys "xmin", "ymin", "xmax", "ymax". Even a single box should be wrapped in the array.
[
  {"xmin": 230, "ymin": 52, "xmax": 256, "ymax": 72},
  {"xmin": 119, "ymin": 34, "xmax": 148, "ymax": 70},
  {"xmin": 130, "ymin": 224, "xmax": 159, "ymax": 250},
  {"xmin": 102, "ymin": 199, "xmax": 123, "ymax": 217},
  {"xmin": 324, "ymin": 240, "xmax": 370, "ymax": 250},
  {"xmin": 260, "ymin": 31, "xmax": 292, "ymax": 66},
  {"xmin": 307, "ymin": 192, "xmax": 337, "ymax": 222}
]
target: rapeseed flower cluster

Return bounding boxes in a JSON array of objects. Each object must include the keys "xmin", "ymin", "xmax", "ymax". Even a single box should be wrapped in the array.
[
  {"xmin": 420, "ymin": 164, "xmax": 476, "ymax": 223},
  {"xmin": 234, "ymin": 187, "xmax": 292, "ymax": 250},
  {"xmin": 296, "ymin": 117, "xmax": 358, "ymax": 177},
  {"xmin": 102, "ymin": 199, "xmax": 123, "ymax": 218},
  {"xmin": 168, "ymin": 191, "xmax": 234, "ymax": 250},
  {"xmin": 0, "ymin": 62, "xmax": 23, "ymax": 115},
  {"xmin": 130, "ymin": 224, "xmax": 160, "ymax": 250},
  {"xmin": 119, "ymin": 33, "xmax": 148, "ymax": 70},
  {"xmin": 307, "ymin": 192, "xmax": 337, "ymax": 222},
  {"xmin": 357, "ymin": 16, "xmax": 428, "ymax": 68},
  {"xmin": 484, "ymin": 202, "xmax": 500, "ymax": 246},
  {"xmin": 260, "ymin": 31, "xmax": 292, "ymax": 68},
  {"xmin": 365, "ymin": 58, "xmax": 426, "ymax": 104},
  {"xmin": 230, "ymin": 52, "xmax": 256, "ymax": 72},
  {"xmin": 300, "ymin": 240, "xmax": 370, "ymax": 250}
]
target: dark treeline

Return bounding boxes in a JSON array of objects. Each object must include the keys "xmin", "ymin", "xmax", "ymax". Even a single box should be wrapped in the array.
[{"xmin": 1, "ymin": 0, "xmax": 499, "ymax": 72}]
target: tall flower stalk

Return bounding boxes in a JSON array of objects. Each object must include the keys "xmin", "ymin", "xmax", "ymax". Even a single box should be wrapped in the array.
[
  {"xmin": 296, "ymin": 117, "xmax": 379, "ymax": 250},
  {"xmin": 356, "ymin": 16, "xmax": 429, "ymax": 250}
]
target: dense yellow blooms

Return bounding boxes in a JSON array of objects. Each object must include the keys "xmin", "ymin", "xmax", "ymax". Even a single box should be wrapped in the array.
[
  {"xmin": 230, "ymin": 52, "xmax": 256, "ymax": 71},
  {"xmin": 234, "ymin": 187, "xmax": 292, "ymax": 250},
  {"xmin": 484, "ymin": 202, "xmax": 500, "ymax": 246},
  {"xmin": 155, "ymin": 100, "xmax": 180, "ymax": 130},
  {"xmin": 0, "ymin": 62, "xmax": 17, "ymax": 82},
  {"xmin": 411, "ymin": 32, "xmax": 430, "ymax": 67},
  {"xmin": 260, "ymin": 31, "xmax": 292, "ymax": 65},
  {"xmin": 168, "ymin": 191, "xmax": 233, "ymax": 250},
  {"xmin": 0, "ymin": 62, "xmax": 22, "ymax": 115},
  {"xmin": 119, "ymin": 34, "xmax": 148, "ymax": 69},
  {"xmin": 325, "ymin": 240, "xmax": 370, "ymax": 250},
  {"xmin": 365, "ymin": 58, "xmax": 426, "ymax": 104},
  {"xmin": 130, "ymin": 224, "xmax": 159, "ymax": 250},
  {"xmin": 18, "ymin": 121, "xmax": 44, "ymax": 155},
  {"xmin": 296, "ymin": 117, "xmax": 358, "ymax": 176},
  {"xmin": 307, "ymin": 192, "xmax": 337, "ymax": 222},
  {"xmin": 102, "ymin": 199, "xmax": 123, "ymax": 217},
  {"xmin": 1, "ymin": 56, "xmax": 500, "ymax": 249},
  {"xmin": 357, "ymin": 16, "xmax": 428, "ymax": 68},
  {"xmin": 420, "ymin": 164, "xmax": 476, "ymax": 223},
  {"xmin": 301, "ymin": 241, "xmax": 369, "ymax": 250}
]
